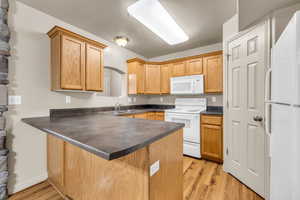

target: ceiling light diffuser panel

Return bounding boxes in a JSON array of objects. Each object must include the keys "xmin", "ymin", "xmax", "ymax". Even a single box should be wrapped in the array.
[{"xmin": 128, "ymin": 0, "xmax": 189, "ymax": 45}]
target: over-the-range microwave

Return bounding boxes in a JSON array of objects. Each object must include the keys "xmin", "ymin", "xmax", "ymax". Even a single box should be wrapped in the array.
[{"xmin": 170, "ymin": 75, "xmax": 204, "ymax": 95}]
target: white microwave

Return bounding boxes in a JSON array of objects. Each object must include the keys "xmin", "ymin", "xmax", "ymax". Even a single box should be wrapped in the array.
[{"xmin": 170, "ymin": 75, "xmax": 204, "ymax": 95}]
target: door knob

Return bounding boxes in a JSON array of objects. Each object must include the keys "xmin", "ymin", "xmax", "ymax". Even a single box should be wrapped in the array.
[{"xmin": 253, "ymin": 116, "xmax": 263, "ymax": 122}]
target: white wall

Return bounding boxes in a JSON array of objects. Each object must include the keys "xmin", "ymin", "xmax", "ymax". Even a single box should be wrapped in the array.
[
  {"xmin": 148, "ymin": 43, "xmax": 223, "ymax": 106},
  {"xmin": 223, "ymin": 14, "xmax": 239, "ymax": 42},
  {"xmin": 7, "ymin": 1, "xmax": 149, "ymax": 194}
]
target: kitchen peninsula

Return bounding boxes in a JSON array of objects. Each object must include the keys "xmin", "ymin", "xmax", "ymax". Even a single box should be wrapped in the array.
[{"xmin": 22, "ymin": 106, "xmax": 184, "ymax": 200}]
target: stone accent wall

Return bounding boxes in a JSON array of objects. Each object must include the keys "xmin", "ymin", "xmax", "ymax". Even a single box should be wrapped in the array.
[{"xmin": 0, "ymin": 0, "xmax": 9, "ymax": 199}]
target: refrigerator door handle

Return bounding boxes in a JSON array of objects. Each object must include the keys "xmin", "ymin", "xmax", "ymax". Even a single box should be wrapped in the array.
[
  {"xmin": 264, "ymin": 68, "xmax": 272, "ymax": 102},
  {"xmin": 265, "ymin": 68, "xmax": 272, "ymax": 136},
  {"xmin": 265, "ymin": 103, "xmax": 271, "ymax": 136}
]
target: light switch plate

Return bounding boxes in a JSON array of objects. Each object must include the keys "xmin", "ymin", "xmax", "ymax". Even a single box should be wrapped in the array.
[
  {"xmin": 133, "ymin": 97, "xmax": 136, "ymax": 103},
  {"xmin": 150, "ymin": 160, "xmax": 160, "ymax": 176},
  {"xmin": 66, "ymin": 96, "xmax": 71, "ymax": 104},
  {"xmin": 8, "ymin": 96, "xmax": 22, "ymax": 105},
  {"xmin": 160, "ymin": 97, "xmax": 163, "ymax": 102}
]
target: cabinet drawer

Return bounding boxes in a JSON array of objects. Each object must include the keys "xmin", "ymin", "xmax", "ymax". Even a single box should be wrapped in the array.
[{"xmin": 201, "ymin": 115, "xmax": 222, "ymax": 125}]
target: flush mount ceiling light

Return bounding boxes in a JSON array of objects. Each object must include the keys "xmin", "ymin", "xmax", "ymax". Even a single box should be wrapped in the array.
[
  {"xmin": 128, "ymin": 0, "xmax": 189, "ymax": 45},
  {"xmin": 114, "ymin": 36, "xmax": 129, "ymax": 47}
]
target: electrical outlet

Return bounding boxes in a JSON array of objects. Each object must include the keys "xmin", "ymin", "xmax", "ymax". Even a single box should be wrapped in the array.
[
  {"xmin": 150, "ymin": 160, "xmax": 160, "ymax": 176},
  {"xmin": 128, "ymin": 97, "xmax": 132, "ymax": 103},
  {"xmin": 160, "ymin": 97, "xmax": 163, "ymax": 103},
  {"xmin": 8, "ymin": 96, "xmax": 22, "ymax": 105},
  {"xmin": 211, "ymin": 96, "xmax": 217, "ymax": 103},
  {"xmin": 66, "ymin": 96, "xmax": 71, "ymax": 104}
]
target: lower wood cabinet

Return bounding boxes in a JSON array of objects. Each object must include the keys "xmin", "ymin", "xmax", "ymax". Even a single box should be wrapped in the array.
[
  {"xmin": 147, "ymin": 112, "xmax": 156, "ymax": 120},
  {"xmin": 47, "ymin": 135, "xmax": 65, "ymax": 192},
  {"xmin": 201, "ymin": 114, "xmax": 223, "ymax": 163},
  {"xmin": 134, "ymin": 113, "xmax": 148, "ymax": 119},
  {"xmin": 124, "ymin": 112, "xmax": 165, "ymax": 121},
  {"xmin": 155, "ymin": 112, "xmax": 164, "ymax": 121}
]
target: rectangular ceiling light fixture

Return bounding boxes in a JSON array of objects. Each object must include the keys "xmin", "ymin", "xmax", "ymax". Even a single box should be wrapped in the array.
[{"xmin": 128, "ymin": 0, "xmax": 189, "ymax": 45}]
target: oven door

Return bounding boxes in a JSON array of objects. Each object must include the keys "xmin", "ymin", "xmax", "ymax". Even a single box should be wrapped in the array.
[{"xmin": 165, "ymin": 113, "xmax": 200, "ymax": 143}]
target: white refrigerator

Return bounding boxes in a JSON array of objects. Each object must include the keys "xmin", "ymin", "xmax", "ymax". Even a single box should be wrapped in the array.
[{"xmin": 269, "ymin": 11, "xmax": 300, "ymax": 200}]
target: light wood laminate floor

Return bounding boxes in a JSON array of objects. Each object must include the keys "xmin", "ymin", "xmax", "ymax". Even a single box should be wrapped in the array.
[{"xmin": 9, "ymin": 157, "xmax": 264, "ymax": 200}]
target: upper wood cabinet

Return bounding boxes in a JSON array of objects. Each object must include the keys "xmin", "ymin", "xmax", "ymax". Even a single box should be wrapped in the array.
[
  {"xmin": 145, "ymin": 64, "xmax": 161, "ymax": 94},
  {"xmin": 172, "ymin": 61, "xmax": 186, "ymax": 77},
  {"xmin": 61, "ymin": 35, "xmax": 86, "ymax": 90},
  {"xmin": 160, "ymin": 64, "xmax": 171, "ymax": 94},
  {"xmin": 127, "ymin": 51, "xmax": 223, "ymax": 95},
  {"xmin": 86, "ymin": 43, "xmax": 104, "ymax": 91},
  {"xmin": 48, "ymin": 26, "xmax": 106, "ymax": 92},
  {"xmin": 203, "ymin": 54, "xmax": 223, "ymax": 93},
  {"xmin": 186, "ymin": 58, "xmax": 203, "ymax": 75},
  {"xmin": 127, "ymin": 59, "xmax": 145, "ymax": 95}
]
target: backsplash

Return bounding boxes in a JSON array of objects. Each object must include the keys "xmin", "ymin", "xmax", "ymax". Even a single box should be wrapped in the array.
[{"xmin": 146, "ymin": 94, "xmax": 223, "ymax": 106}]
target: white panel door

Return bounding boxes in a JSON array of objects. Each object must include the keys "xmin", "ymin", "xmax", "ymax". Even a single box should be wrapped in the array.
[{"xmin": 227, "ymin": 22, "xmax": 267, "ymax": 197}]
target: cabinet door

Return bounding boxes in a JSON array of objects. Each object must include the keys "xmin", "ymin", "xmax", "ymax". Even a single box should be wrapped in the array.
[
  {"xmin": 203, "ymin": 55, "xmax": 223, "ymax": 93},
  {"xmin": 47, "ymin": 135, "xmax": 65, "ymax": 192},
  {"xmin": 160, "ymin": 64, "xmax": 170, "ymax": 94},
  {"xmin": 134, "ymin": 113, "xmax": 148, "ymax": 119},
  {"xmin": 147, "ymin": 112, "xmax": 156, "ymax": 120},
  {"xmin": 145, "ymin": 65, "xmax": 161, "ymax": 94},
  {"xmin": 186, "ymin": 58, "xmax": 203, "ymax": 75},
  {"xmin": 61, "ymin": 35, "xmax": 85, "ymax": 90},
  {"xmin": 171, "ymin": 62, "xmax": 186, "ymax": 77},
  {"xmin": 137, "ymin": 63, "xmax": 145, "ymax": 94},
  {"xmin": 201, "ymin": 124, "xmax": 223, "ymax": 163},
  {"xmin": 127, "ymin": 62, "xmax": 145, "ymax": 94},
  {"xmin": 155, "ymin": 112, "xmax": 165, "ymax": 121},
  {"xmin": 125, "ymin": 114, "xmax": 134, "ymax": 118},
  {"xmin": 85, "ymin": 43, "xmax": 103, "ymax": 91}
]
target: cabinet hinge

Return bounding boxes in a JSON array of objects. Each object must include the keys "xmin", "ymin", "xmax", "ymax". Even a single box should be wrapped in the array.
[{"xmin": 226, "ymin": 148, "xmax": 229, "ymax": 156}]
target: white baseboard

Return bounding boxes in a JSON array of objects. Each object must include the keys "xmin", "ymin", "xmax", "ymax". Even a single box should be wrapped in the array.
[{"xmin": 9, "ymin": 173, "xmax": 48, "ymax": 195}]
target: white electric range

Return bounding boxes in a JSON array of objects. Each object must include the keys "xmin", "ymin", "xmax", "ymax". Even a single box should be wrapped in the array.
[{"xmin": 165, "ymin": 98, "xmax": 207, "ymax": 158}]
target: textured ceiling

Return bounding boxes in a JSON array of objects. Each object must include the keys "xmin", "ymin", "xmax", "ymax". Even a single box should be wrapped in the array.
[{"xmin": 17, "ymin": 0, "xmax": 236, "ymax": 58}]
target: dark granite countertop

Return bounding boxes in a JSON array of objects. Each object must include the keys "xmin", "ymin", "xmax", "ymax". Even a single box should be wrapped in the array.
[
  {"xmin": 50, "ymin": 104, "xmax": 174, "ymax": 118},
  {"xmin": 22, "ymin": 105, "xmax": 184, "ymax": 161},
  {"xmin": 201, "ymin": 106, "xmax": 223, "ymax": 116}
]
